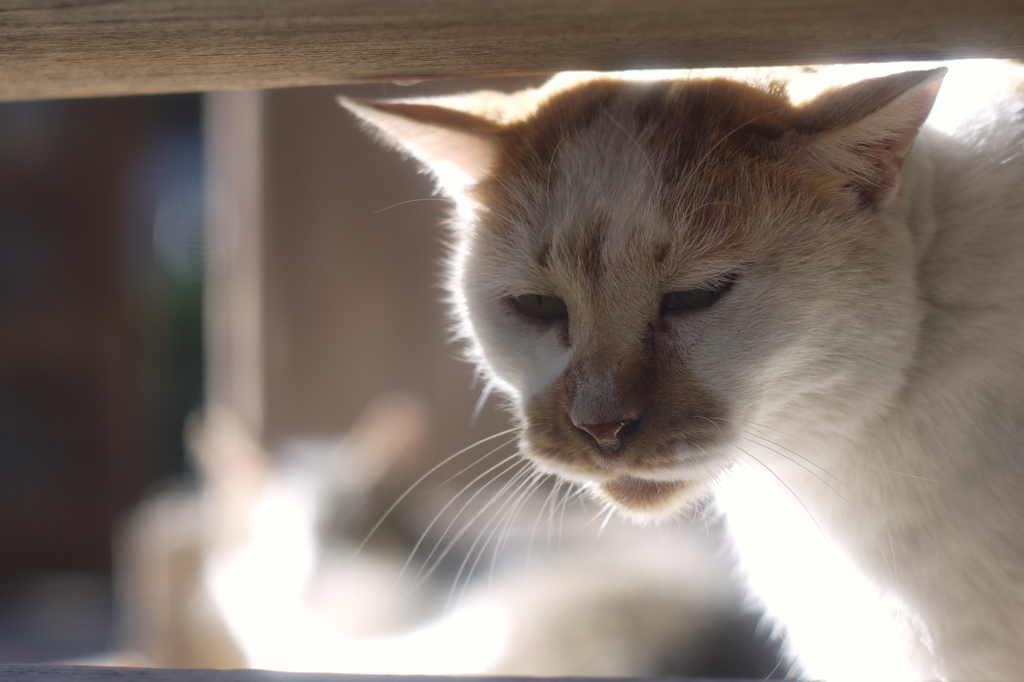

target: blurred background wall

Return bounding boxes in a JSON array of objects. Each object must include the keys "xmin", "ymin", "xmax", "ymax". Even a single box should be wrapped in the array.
[
  {"xmin": 204, "ymin": 82, "xmax": 538, "ymax": 507},
  {"xmin": 0, "ymin": 94, "xmax": 203, "ymax": 660}
]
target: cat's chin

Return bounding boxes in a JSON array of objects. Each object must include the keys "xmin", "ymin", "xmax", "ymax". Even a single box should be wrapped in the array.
[{"xmin": 595, "ymin": 476, "xmax": 701, "ymax": 518}]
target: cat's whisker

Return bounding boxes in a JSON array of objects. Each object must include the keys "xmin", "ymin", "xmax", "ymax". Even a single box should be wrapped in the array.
[
  {"xmin": 597, "ymin": 504, "xmax": 616, "ymax": 535},
  {"xmin": 372, "ymin": 196, "xmax": 451, "ymax": 214},
  {"xmin": 730, "ymin": 443, "xmax": 833, "ymax": 552},
  {"xmin": 406, "ymin": 460, "xmax": 533, "ymax": 603},
  {"xmin": 531, "ymin": 478, "xmax": 559, "ymax": 553},
  {"xmin": 352, "ymin": 426, "xmax": 523, "ymax": 563},
  {"xmin": 738, "ymin": 435, "xmax": 898, "ymax": 587},
  {"xmin": 585, "ymin": 500, "xmax": 610, "ymax": 527},
  {"xmin": 561, "ymin": 484, "xmax": 592, "ymax": 538},
  {"xmin": 445, "ymin": 472, "xmax": 529, "ymax": 601},
  {"xmin": 436, "ymin": 435, "xmax": 520, "ymax": 488},
  {"xmin": 713, "ymin": 416, "xmax": 938, "ymax": 483},
  {"xmin": 441, "ymin": 463, "xmax": 539, "ymax": 609},
  {"xmin": 555, "ymin": 481, "xmax": 587, "ymax": 547},
  {"xmin": 435, "ymin": 480, "xmax": 525, "ymax": 611},
  {"xmin": 739, "ymin": 426, "xmax": 887, "ymax": 503},
  {"xmin": 678, "ymin": 200, "xmax": 741, "ymax": 226},
  {"xmin": 532, "ymin": 477, "xmax": 568, "ymax": 556},
  {"xmin": 552, "ymin": 484, "xmax": 569, "ymax": 549},
  {"xmin": 691, "ymin": 444, "xmax": 721, "ymax": 534},
  {"xmin": 762, "ymin": 650, "xmax": 787, "ymax": 681},
  {"xmin": 489, "ymin": 175, "xmax": 530, "ymax": 223},
  {"xmin": 601, "ymin": 108, "xmax": 658, "ymax": 182},
  {"xmin": 481, "ymin": 467, "xmax": 543, "ymax": 582},
  {"xmin": 401, "ymin": 453, "xmax": 526, "ymax": 589},
  {"xmin": 481, "ymin": 470, "xmax": 549, "ymax": 589},
  {"xmin": 419, "ymin": 456, "xmax": 533, "ymax": 577},
  {"xmin": 492, "ymin": 468, "xmax": 548, "ymax": 568},
  {"xmin": 471, "ymin": 378, "xmax": 498, "ymax": 422},
  {"xmin": 699, "ymin": 415, "xmax": 889, "ymax": 540},
  {"xmin": 725, "ymin": 424, "xmax": 899, "ymax": 573},
  {"xmin": 700, "ymin": 413, "xmax": 914, "ymax": 579},
  {"xmin": 680, "ymin": 105, "xmax": 791, "ymax": 198},
  {"xmin": 549, "ymin": 479, "xmax": 580, "ymax": 550},
  {"xmin": 545, "ymin": 134, "xmax": 570, "ymax": 189}
]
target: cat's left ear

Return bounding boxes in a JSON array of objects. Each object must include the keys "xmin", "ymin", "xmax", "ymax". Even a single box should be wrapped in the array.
[
  {"xmin": 339, "ymin": 97, "xmax": 502, "ymax": 192},
  {"xmin": 795, "ymin": 67, "xmax": 946, "ymax": 206}
]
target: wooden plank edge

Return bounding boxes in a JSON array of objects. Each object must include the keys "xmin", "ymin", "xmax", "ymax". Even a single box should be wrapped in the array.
[{"xmin": 1, "ymin": 0, "xmax": 1023, "ymax": 101}]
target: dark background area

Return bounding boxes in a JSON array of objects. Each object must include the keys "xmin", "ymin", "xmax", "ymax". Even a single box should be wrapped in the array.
[{"xmin": 0, "ymin": 94, "xmax": 204, "ymax": 660}]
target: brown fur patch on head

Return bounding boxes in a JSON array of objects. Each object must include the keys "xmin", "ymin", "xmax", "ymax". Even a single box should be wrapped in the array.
[
  {"xmin": 530, "ymin": 235, "xmax": 549, "ymax": 261},
  {"xmin": 470, "ymin": 74, "xmax": 863, "ymax": 282},
  {"xmin": 578, "ymin": 215, "xmax": 608, "ymax": 281},
  {"xmin": 474, "ymin": 76, "xmax": 800, "ymax": 222}
]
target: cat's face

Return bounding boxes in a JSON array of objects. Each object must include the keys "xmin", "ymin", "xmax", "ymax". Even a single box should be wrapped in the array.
[{"xmin": 343, "ymin": 68, "xmax": 943, "ymax": 518}]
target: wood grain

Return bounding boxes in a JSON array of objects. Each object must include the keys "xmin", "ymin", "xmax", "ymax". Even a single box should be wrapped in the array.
[{"xmin": 1, "ymin": 0, "xmax": 1023, "ymax": 101}]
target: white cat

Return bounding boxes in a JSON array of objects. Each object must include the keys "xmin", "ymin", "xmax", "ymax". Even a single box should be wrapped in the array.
[{"xmin": 341, "ymin": 61, "xmax": 1024, "ymax": 680}]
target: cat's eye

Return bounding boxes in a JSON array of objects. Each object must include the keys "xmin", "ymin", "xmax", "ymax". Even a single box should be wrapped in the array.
[
  {"xmin": 510, "ymin": 294, "xmax": 569, "ymax": 320},
  {"xmin": 661, "ymin": 277, "xmax": 735, "ymax": 313}
]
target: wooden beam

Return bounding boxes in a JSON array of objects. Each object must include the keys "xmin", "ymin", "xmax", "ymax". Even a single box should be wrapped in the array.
[{"xmin": 2, "ymin": 0, "xmax": 1023, "ymax": 101}]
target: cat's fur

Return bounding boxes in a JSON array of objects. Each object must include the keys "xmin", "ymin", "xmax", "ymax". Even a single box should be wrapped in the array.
[{"xmin": 340, "ymin": 61, "xmax": 1024, "ymax": 680}]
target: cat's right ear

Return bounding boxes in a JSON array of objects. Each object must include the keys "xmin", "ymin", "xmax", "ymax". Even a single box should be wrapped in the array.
[
  {"xmin": 339, "ymin": 97, "xmax": 502, "ymax": 192},
  {"xmin": 794, "ymin": 67, "xmax": 946, "ymax": 206}
]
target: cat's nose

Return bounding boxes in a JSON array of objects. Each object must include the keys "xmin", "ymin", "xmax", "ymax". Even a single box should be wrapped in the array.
[{"xmin": 574, "ymin": 419, "xmax": 633, "ymax": 453}]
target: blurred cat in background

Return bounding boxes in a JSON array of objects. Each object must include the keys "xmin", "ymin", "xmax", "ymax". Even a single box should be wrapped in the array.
[{"xmin": 119, "ymin": 392, "xmax": 781, "ymax": 676}]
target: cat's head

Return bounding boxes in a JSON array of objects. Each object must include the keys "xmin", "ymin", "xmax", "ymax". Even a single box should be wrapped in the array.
[{"xmin": 341, "ymin": 67, "xmax": 944, "ymax": 519}]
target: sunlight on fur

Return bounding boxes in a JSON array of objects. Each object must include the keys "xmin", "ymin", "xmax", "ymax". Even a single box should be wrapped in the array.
[{"xmin": 717, "ymin": 465, "xmax": 917, "ymax": 681}]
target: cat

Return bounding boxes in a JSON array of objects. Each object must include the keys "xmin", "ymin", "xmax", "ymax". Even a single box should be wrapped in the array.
[{"xmin": 340, "ymin": 60, "xmax": 1024, "ymax": 681}]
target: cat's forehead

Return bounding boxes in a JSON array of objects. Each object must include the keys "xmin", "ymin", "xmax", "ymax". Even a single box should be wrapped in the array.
[{"xmin": 472, "ymin": 77, "xmax": 794, "ymax": 283}]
